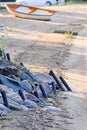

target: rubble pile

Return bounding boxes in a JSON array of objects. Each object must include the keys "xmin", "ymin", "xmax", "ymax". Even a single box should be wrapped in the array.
[{"xmin": 0, "ymin": 52, "xmax": 72, "ymax": 116}]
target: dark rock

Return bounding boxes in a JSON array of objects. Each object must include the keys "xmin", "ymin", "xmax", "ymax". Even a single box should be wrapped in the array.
[{"xmin": 23, "ymin": 100, "xmax": 38, "ymax": 108}]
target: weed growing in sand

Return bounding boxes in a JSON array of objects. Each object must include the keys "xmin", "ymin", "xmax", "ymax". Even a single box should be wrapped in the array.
[
  {"xmin": 0, "ymin": 45, "xmax": 6, "ymax": 60},
  {"xmin": 13, "ymin": 57, "xmax": 17, "ymax": 63},
  {"xmin": 64, "ymin": 32, "xmax": 75, "ymax": 38},
  {"xmin": 51, "ymin": 94, "xmax": 57, "ymax": 100},
  {"xmin": 0, "ymin": 45, "xmax": 5, "ymax": 50}
]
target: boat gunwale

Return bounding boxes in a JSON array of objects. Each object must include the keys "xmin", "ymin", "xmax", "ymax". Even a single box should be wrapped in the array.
[
  {"xmin": 6, "ymin": 3, "xmax": 57, "ymax": 20},
  {"xmin": 6, "ymin": 3, "xmax": 57, "ymax": 13},
  {"xmin": 13, "ymin": 10, "xmax": 55, "ymax": 16}
]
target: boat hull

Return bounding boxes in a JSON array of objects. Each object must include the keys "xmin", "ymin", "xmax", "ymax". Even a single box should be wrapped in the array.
[
  {"xmin": 9, "ymin": 10, "xmax": 52, "ymax": 21},
  {"xmin": 6, "ymin": 4, "xmax": 57, "ymax": 21}
]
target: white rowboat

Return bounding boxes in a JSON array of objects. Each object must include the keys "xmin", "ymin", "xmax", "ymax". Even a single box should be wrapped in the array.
[{"xmin": 6, "ymin": 4, "xmax": 57, "ymax": 21}]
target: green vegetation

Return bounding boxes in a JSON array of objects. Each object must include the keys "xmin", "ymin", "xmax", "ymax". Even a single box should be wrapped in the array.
[
  {"xmin": 13, "ymin": 57, "xmax": 17, "ymax": 63},
  {"xmin": 0, "ymin": 45, "xmax": 6, "ymax": 60},
  {"xmin": 66, "ymin": 0, "xmax": 87, "ymax": 5},
  {"xmin": 69, "ymin": 0, "xmax": 87, "ymax": 1},
  {"xmin": 0, "ymin": 45, "xmax": 5, "ymax": 51},
  {"xmin": 51, "ymin": 94, "xmax": 57, "ymax": 100},
  {"xmin": 64, "ymin": 32, "xmax": 75, "ymax": 38}
]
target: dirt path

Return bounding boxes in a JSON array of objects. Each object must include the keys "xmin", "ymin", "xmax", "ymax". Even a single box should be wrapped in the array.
[
  {"xmin": 49, "ymin": 5, "xmax": 87, "ymax": 130},
  {"xmin": 62, "ymin": 25, "xmax": 87, "ymax": 130}
]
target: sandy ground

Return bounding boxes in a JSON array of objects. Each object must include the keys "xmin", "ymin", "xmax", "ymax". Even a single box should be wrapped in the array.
[{"xmin": 0, "ymin": 5, "xmax": 87, "ymax": 130}]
